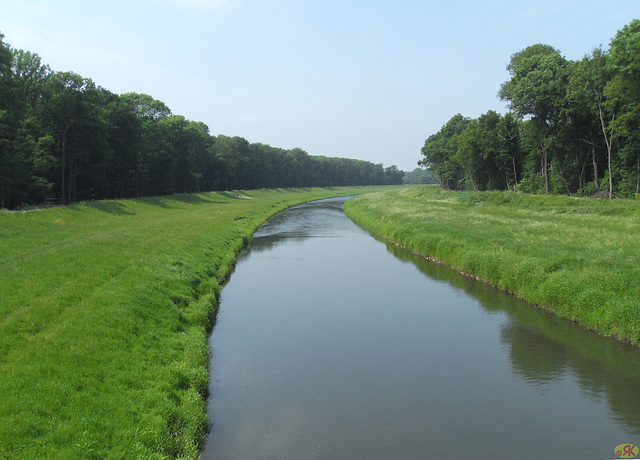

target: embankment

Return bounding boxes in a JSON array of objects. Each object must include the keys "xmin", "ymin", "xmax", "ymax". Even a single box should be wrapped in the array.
[
  {"xmin": 0, "ymin": 187, "xmax": 383, "ymax": 459},
  {"xmin": 344, "ymin": 186, "xmax": 640, "ymax": 346}
]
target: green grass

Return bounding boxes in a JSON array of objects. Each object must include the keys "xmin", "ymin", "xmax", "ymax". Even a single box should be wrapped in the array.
[
  {"xmin": 0, "ymin": 186, "xmax": 388, "ymax": 459},
  {"xmin": 344, "ymin": 186, "xmax": 640, "ymax": 345}
]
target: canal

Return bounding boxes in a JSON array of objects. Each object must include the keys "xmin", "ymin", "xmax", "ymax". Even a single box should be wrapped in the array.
[{"xmin": 203, "ymin": 196, "xmax": 640, "ymax": 459}]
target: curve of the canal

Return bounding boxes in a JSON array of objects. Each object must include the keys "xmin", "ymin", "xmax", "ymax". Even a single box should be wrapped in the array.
[{"xmin": 202, "ymin": 196, "xmax": 640, "ymax": 460}]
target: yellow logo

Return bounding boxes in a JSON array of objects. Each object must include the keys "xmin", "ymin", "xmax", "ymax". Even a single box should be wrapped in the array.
[{"xmin": 616, "ymin": 444, "xmax": 639, "ymax": 458}]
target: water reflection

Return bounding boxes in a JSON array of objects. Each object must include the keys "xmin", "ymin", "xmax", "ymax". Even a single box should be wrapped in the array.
[
  {"xmin": 384, "ymin": 240, "xmax": 640, "ymax": 435},
  {"xmin": 205, "ymin": 197, "xmax": 640, "ymax": 459},
  {"xmin": 252, "ymin": 198, "xmax": 353, "ymax": 241}
]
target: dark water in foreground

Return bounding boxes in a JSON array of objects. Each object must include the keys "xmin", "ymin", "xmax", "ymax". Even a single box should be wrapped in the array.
[{"xmin": 203, "ymin": 197, "xmax": 640, "ymax": 459}]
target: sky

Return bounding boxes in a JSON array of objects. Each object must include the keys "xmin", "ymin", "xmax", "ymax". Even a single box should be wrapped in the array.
[{"xmin": 1, "ymin": 0, "xmax": 638, "ymax": 171}]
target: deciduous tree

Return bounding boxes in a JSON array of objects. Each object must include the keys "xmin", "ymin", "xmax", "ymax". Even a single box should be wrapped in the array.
[{"xmin": 499, "ymin": 45, "xmax": 570, "ymax": 194}]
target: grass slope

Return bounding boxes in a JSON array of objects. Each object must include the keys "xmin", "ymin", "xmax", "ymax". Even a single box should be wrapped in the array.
[
  {"xmin": 344, "ymin": 186, "xmax": 640, "ymax": 345},
  {"xmin": 0, "ymin": 187, "xmax": 380, "ymax": 459}
]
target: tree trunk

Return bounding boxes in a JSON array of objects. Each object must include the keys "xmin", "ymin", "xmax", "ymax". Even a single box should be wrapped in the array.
[
  {"xmin": 60, "ymin": 123, "xmax": 70, "ymax": 204},
  {"xmin": 555, "ymin": 156, "xmax": 571, "ymax": 195},
  {"xmin": 590, "ymin": 130, "xmax": 599, "ymax": 193},
  {"xmin": 636, "ymin": 148, "xmax": 640, "ymax": 194},
  {"xmin": 542, "ymin": 146, "xmax": 550, "ymax": 195},
  {"xmin": 135, "ymin": 162, "xmax": 140, "ymax": 197},
  {"xmin": 637, "ymin": 123, "xmax": 640, "ymax": 195},
  {"xmin": 512, "ymin": 156, "xmax": 518, "ymax": 192},
  {"xmin": 596, "ymin": 96, "xmax": 614, "ymax": 199},
  {"xmin": 607, "ymin": 152, "xmax": 613, "ymax": 198},
  {"xmin": 67, "ymin": 160, "xmax": 74, "ymax": 204},
  {"xmin": 70, "ymin": 161, "xmax": 77, "ymax": 203},
  {"xmin": 467, "ymin": 169, "xmax": 478, "ymax": 192}
]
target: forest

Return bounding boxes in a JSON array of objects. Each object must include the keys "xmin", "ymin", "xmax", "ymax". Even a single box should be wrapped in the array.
[
  {"xmin": 420, "ymin": 20, "xmax": 640, "ymax": 198},
  {"xmin": 0, "ymin": 34, "xmax": 404, "ymax": 210}
]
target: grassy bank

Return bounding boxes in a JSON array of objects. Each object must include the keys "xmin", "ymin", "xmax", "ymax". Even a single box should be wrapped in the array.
[
  {"xmin": 0, "ymin": 187, "xmax": 382, "ymax": 459},
  {"xmin": 344, "ymin": 186, "xmax": 640, "ymax": 345}
]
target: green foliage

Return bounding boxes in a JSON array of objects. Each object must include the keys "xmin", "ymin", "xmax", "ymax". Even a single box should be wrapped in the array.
[
  {"xmin": 421, "ymin": 20, "xmax": 640, "ymax": 199},
  {"xmin": 419, "ymin": 113, "xmax": 470, "ymax": 190},
  {"xmin": 422, "ymin": 111, "xmax": 525, "ymax": 192},
  {"xmin": 0, "ymin": 186, "xmax": 389, "ymax": 458},
  {"xmin": 345, "ymin": 187, "xmax": 640, "ymax": 345},
  {"xmin": 403, "ymin": 167, "xmax": 439, "ymax": 184},
  {"xmin": 0, "ymin": 36, "xmax": 404, "ymax": 210}
]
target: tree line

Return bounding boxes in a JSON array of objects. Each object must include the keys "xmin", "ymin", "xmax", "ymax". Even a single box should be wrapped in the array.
[
  {"xmin": 402, "ymin": 167, "xmax": 439, "ymax": 185},
  {"xmin": 420, "ymin": 20, "xmax": 640, "ymax": 198},
  {"xmin": 0, "ymin": 34, "xmax": 404, "ymax": 209}
]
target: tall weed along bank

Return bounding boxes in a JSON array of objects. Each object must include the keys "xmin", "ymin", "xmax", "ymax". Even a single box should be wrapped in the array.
[{"xmin": 344, "ymin": 186, "xmax": 640, "ymax": 345}]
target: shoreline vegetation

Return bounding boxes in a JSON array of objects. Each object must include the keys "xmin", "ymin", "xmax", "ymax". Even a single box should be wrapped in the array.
[
  {"xmin": 0, "ymin": 186, "xmax": 389, "ymax": 459},
  {"xmin": 344, "ymin": 186, "xmax": 640, "ymax": 347},
  {"xmin": 419, "ymin": 20, "xmax": 640, "ymax": 200}
]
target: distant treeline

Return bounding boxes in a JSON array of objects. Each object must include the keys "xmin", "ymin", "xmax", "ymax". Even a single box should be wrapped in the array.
[
  {"xmin": 402, "ymin": 167, "xmax": 438, "ymax": 185},
  {"xmin": 0, "ymin": 34, "xmax": 404, "ymax": 209},
  {"xmin": 421, "ymin": 20, "xmax": 640, "ymax": 198}
]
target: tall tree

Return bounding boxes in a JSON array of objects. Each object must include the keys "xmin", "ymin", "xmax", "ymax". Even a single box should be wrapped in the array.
[
  {"xmin": 607, "ymin": 19, "xmax": 640, "ymax": 195},
  {"xmin": 184, "ymin": 120, "xmax": 214, "ymax": 193},
  {"xmin": 456, "ymin": 110, "xmax": 510, "ymax": 191},
  {"xmin": 10, "ymin": 47, "xmax": 56, "ymax": 204},
  {"xmin": 213, "ymin": 135, "xmax": 251, "ymax": 190},
  {"xmin": 102, "ymin": 95, "xmax": 141, "ymax": 198},
  {"xmin": 0, "ymin": 32, "xmax": 18, "ymax": 208},
  {"xmin": 499, "ymin": 45, "xmax": 571, "ymax": 194},
  {"xmin": 38, "ymin": 72, "xmax": 100, "ymax": 203},
  {"xmin": 120, "ymin": 93, "xmax": 172, "ymax": 196},
  {"xmin": 420, "ymin": 114, "xmax": 470, "ymax": 190},
  {"xmin": 383, "ymin": 165, "xmax": 404, "ymax": 185},
  {"xmin": 496, "ymin": 112, "xmax": 524, "ymax": 191},
  {"xmin": 455, "ymin": 118, "xmax": 485, "ymax": 191},
  {"xmin": 121, "ymin": 92, "xmax": 171, "ymax": 121},
  {"xmin": 567, "ymin": 47, "xmax": 614, "ymax": 196},
  {"xmin": 12, "ymin": 49, "xmax": 50, "ymax": 110}
]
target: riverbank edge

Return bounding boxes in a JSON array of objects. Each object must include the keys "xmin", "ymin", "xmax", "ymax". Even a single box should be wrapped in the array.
[{"xmin": 343, "ymin": 190, "xmax": 640, "ymax": 348}]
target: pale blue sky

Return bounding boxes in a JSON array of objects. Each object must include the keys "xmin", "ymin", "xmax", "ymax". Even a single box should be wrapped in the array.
[{"xmin": 1, "ymin": 0, "xmax": 638, "ymax": 171}]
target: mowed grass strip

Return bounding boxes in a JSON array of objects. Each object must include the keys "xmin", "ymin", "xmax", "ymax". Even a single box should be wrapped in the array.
[
  {"xmin": 344, "ymin": 186, "xmax": 640, "ymax": 345},
  {"xmin": 0, "ymin": 187, "xmax": 376, "ymax": 459}
]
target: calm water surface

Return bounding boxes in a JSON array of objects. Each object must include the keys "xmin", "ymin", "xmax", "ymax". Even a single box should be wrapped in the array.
[{"xmin": 203, "ymin": 197, "xmax": 640, "ymax": 459}]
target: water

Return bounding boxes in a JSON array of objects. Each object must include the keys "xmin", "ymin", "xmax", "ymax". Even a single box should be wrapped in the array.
[{"xmin": 203, "ymin": 197, "xmax": 640, "ymax": 459}]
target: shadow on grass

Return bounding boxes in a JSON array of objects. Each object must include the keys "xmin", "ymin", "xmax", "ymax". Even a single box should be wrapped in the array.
[
  {"xmin": 64, "ymin": 193, "xmax": 230, "ymax": 213},
  {"xmin": 84, "ymin": 201, "xmax": 136, "ymax": 216},
  {"xmin": 219, "ymin": 191, "xmax": 250, "ymax": 199},
  {"xmin": 64, "ymin": 200, "xmax": 135, "ymax": 216},
  {"xmin": 64, "ymin": 187, "xmax": 359, "ymax": 214},
  {"xmin": 168, "ymin": 193, "xmax": 232, "ymax": 204},
  {"xmin": 138, "ymin": 193, "xmax": 232, "ymax": 208},
  {"xmin": 262, "ymin": 187, "xmax": 323, "ymax": 193}
]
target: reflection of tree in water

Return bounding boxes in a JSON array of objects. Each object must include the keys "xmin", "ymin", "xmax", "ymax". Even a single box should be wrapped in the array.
[
  {"xmin": 501, "ymin": 318, "xmax": 640, "ymax": 435},
  {"xmin": 384, "ymin": 240, "xmax": 640, "ymax": 435},
  {"xmin": 501, "ymin": 322, "xmax": 569, "ymax": 386}
]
